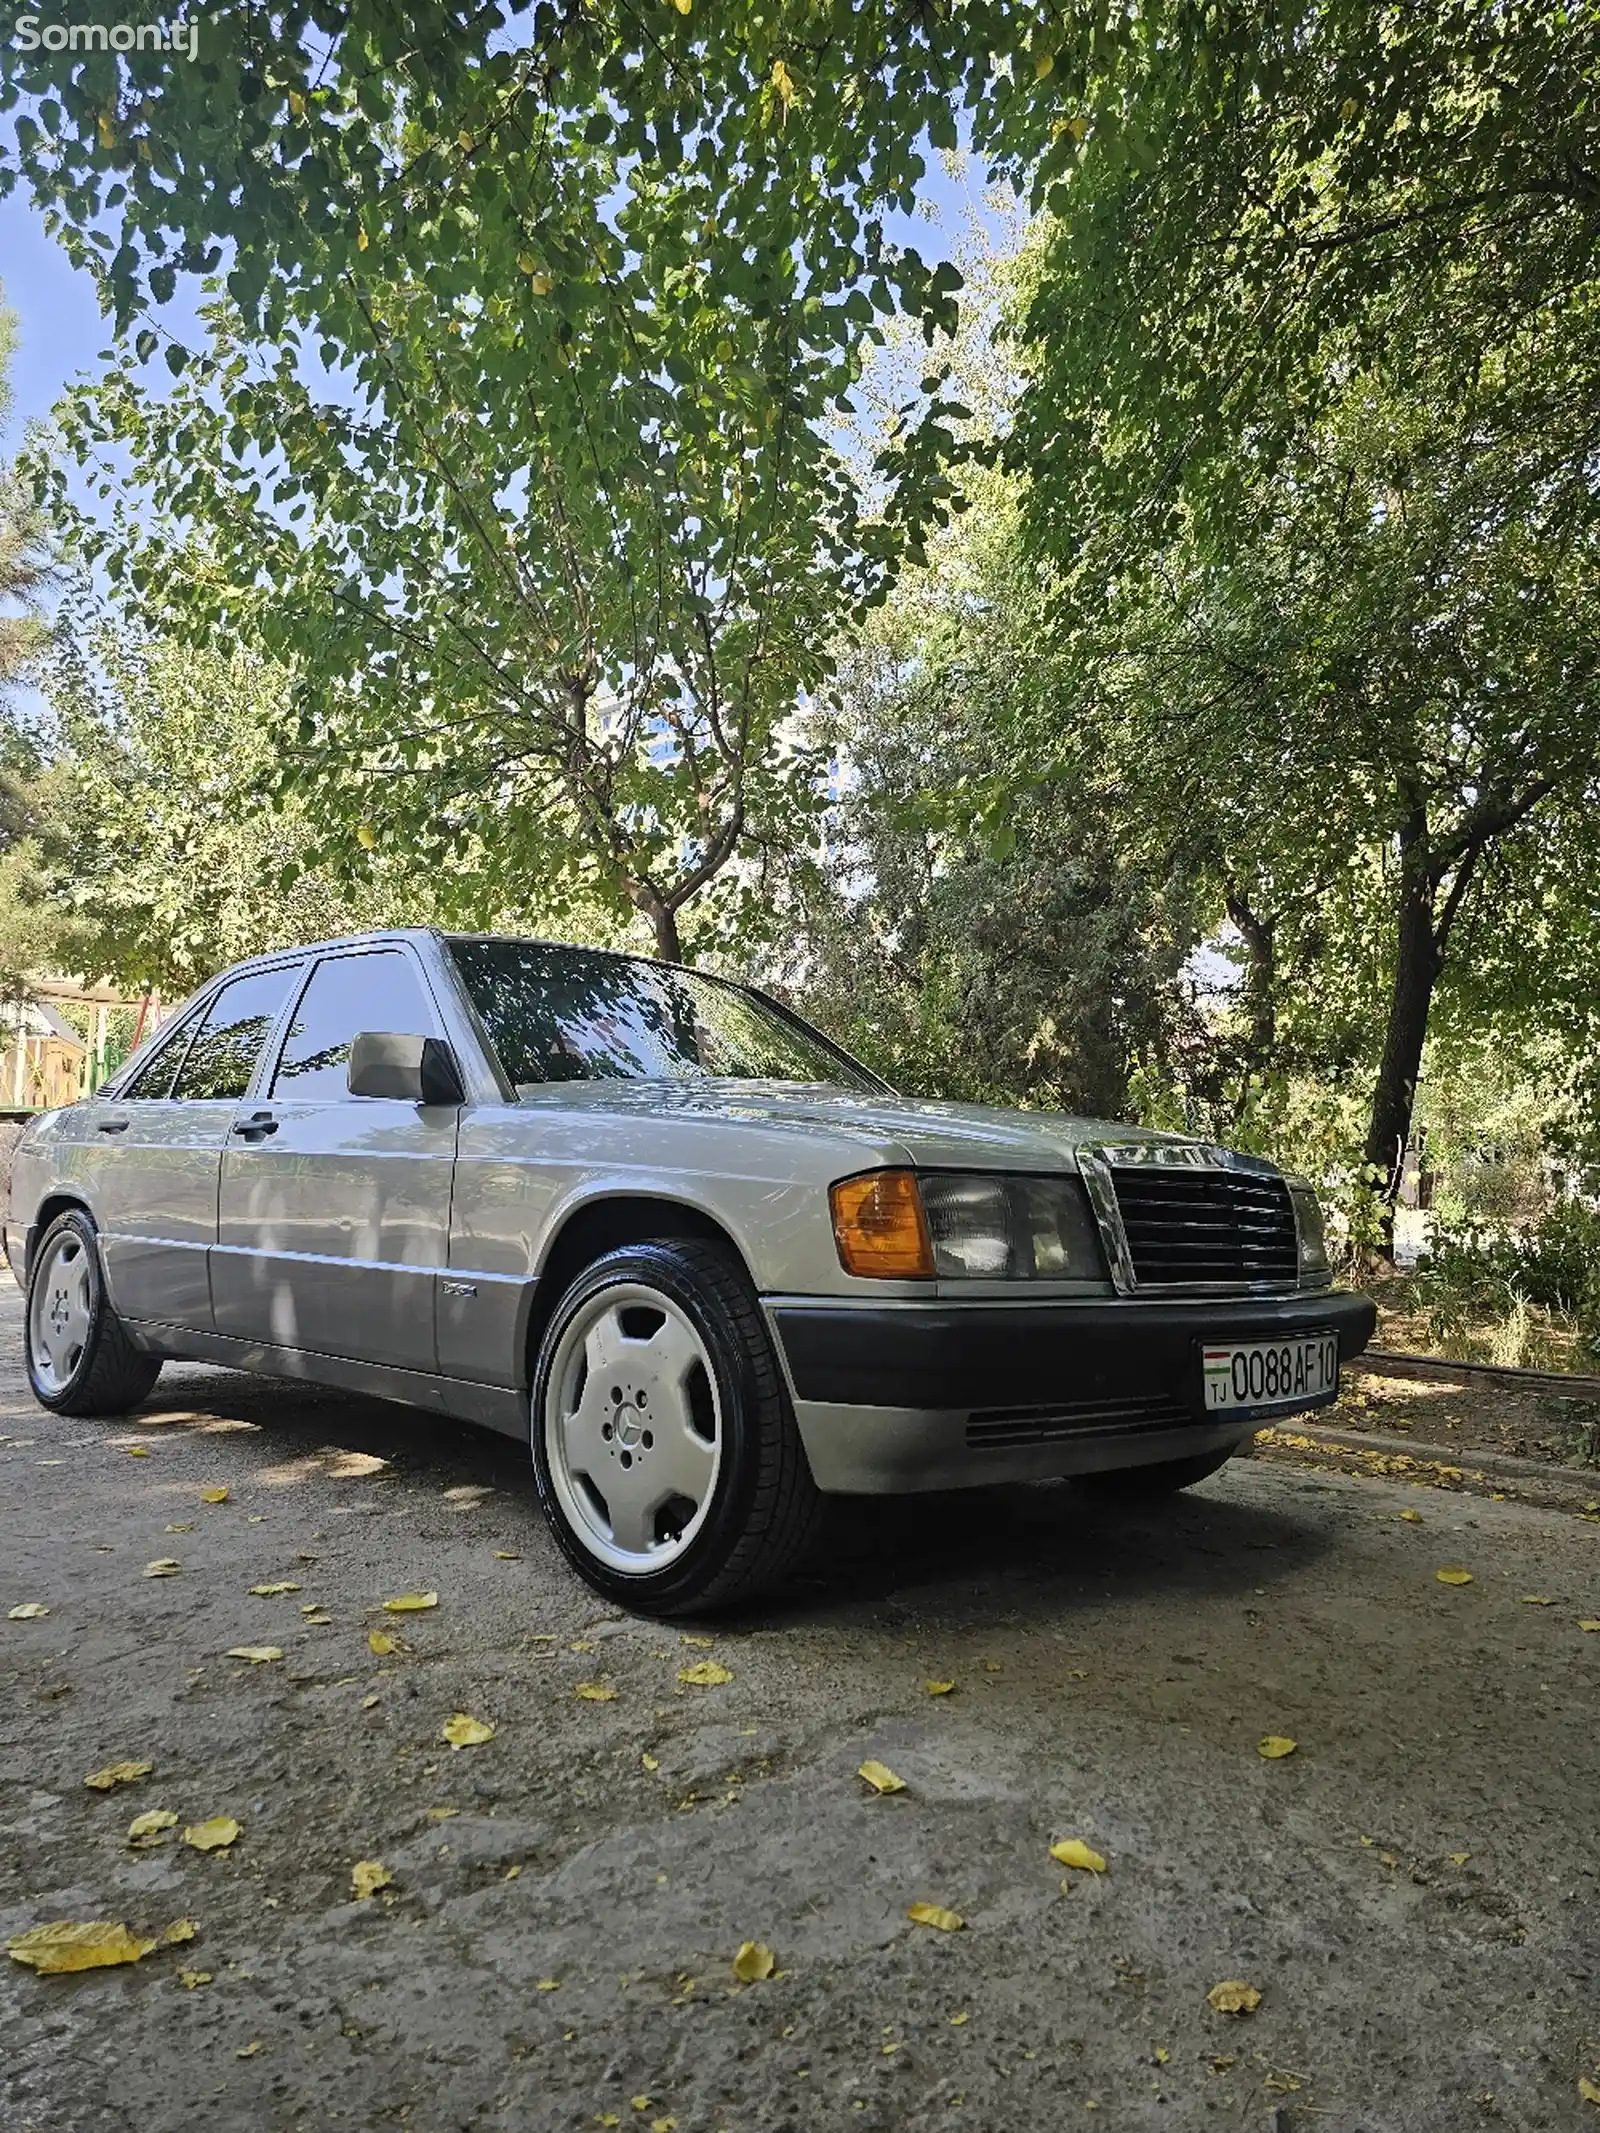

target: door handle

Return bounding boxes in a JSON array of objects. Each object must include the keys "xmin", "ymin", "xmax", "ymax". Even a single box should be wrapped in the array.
[
  {"xmin": 231, "ymin": 1112, "xmax": 279, "ymax": 1141},
  {"xmin": 96, "ymin": 1117, "xmax": 130, "ymax": 1134}
]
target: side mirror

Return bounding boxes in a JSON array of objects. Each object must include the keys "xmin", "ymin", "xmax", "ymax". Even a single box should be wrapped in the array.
[{"xmin": 347, "ymin": 1032, "xmax": 464, "ymax": 1106}]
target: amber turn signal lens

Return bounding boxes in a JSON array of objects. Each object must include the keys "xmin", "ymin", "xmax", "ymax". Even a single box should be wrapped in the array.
[{"xmin": 830, "ymin": 1170, "xmax": 935, "ymax": 1279}]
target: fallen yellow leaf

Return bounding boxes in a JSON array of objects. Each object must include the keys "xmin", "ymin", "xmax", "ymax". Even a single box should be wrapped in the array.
[
  {"xmin": 162, "ymin": 1919, "xmax": 196, "ymax": 1947},
  {"xmin": 1207, "ymin": 1980, "xmax": 1262, "ymax": 2015},
  {"xmin": 681, "ymin": 1633, "xmax": 714, "ymax": 1647},
  {"xmin": 236, "ymin": 2039, "xmax": 264, "ymax": 2058},
  {"xmin": 1448, "ymin": 1851, "xmax": 1471, "ymax": 1865},
  {"xmin": 125, "ymin": 1444, "xmax": 150, "ymax": 1457},
  {"xmin": 424, "ymin": 1806, "xmax": 459, "ymax": 1822},
  {"xmin": 1399, "ymin": 1509, "xmax": 1423, "ymax": 1523},
  {"xmin": 442, "ymin": 1713, "xmax": 495, "ymax": 1748},
  {"xmin": 1520, "ymin": 1595, "xmax": 1554, "ymax": 1606},
  {"xmin": 8, "ymin": 1920, "xmax": 157, "ymax": 1973},
  {"xmin": 1050, "ymin": 1838, "xmax": 1107, "ymax": 1874},
  {"xmin": 678, "ymin": 1661, "xmax": 733, "ymax": 1687},
  {"xmin": 1580, "ymin": 2074, "xmax": 1600, "ymax": 2107},
  {"xmin": 225, "ymin": 1646, "xmax": 283, "ymax": 1665},
  {"xmin": 249, "ymin": 1582, "xmax": 300, "ymax": 1597},
  {"xmin": 351, "ymin": 1860, "xmax": 392, "ymax": 1900},
  {"xmin": 492, "ymin": 1551, "xmax": 520, "ymax": 1561},
  {"xmin": 1258, "ymin": 1735, "xmax": 1298, "ymax": 1760},
  {"xmin": 575, "ymin": 1682, "xmax": 617, "ymax": 1701},
  {"xmin": 367, "ymin": 1629, "xmax": 402, "ymax": 1656},
  {"xmin": 732, "ymin": 1940, "xmax": 775, "ymax": 1982},
  {"xmin": 641, "ymin": 1752, "xmax": 660, "ymax": 1771},
  {"xmin": 1578, "ymin": 1620, "xmax": 1600, "ymax": 1633},
  {"xmin": 537, "ymin": 1977, "xmax": 560, "ymax": 1992},
  {"xmin": 84, "ymin": 1760, "xmax": 153, "ymax": 1791},
  {"xmin": 948, "ymin": 2010, "xmax": 969, "ymax": 2026},
  {"xmin": 127, "ymin": 1810, "xmax": 179, "ymax": 1844},
  {"xmin": 361, "ymin": 1694, "xmax": 380, "ymax": 1709},
  {"xmin": 925, "ymin": 1679, "xmax": 956, "ymax": 1696},
  {"xmin": 858, "ymin": 1760, "xmax": 906, "ymax": 1795},
  {"xmin": 7, "ymin": 1602, "xmax": 49, "ymax": 1620},
  {"xmin": 907, "ymin": 1902, "xmax": 964, "ymax": 1932},
  {"xmin": 179, "ymin": 1969, "xmax": 211, "ymax": 1988},
  {"xmin": 1435, "ymin": 1567, "xmax": 1473, "ymax": 1586},
  {"xmin": 200, "ymin": 1486, "xmax": 229, "ymax": 1504},
  {"xmin": 382, "ymin": 1591, "xmax": 438, "ymax": 1613},
  {"xmin": 143, "ymin": 1559, "xmax": 182, "ymax": 1577},
  {"xmin": 183, "ymin": 1816, "xmax": 242, "ymax": 1853}
]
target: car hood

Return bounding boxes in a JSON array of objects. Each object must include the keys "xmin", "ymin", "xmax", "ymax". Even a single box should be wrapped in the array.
[{"xmin": 512, "ymin": 1078, "xmax": 1209, "ymax": 1172}]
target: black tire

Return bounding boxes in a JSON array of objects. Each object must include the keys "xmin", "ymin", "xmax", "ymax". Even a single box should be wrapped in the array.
[
  {"xmin": 530, "ymin": 1238, "xmax": 824, "ymax": 1616},
  {"xmin": 1075, "ymin": 1446, "xmax": 1237, "ymax": 1499},
  {"xmin": 24, "ymin": 1209, "xmax": 162, "ymax": 1416}
]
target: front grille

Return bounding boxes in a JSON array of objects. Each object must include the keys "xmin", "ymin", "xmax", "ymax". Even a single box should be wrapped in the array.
[
  {"xmin": 967, "ymin": 1394, "xmax": 1193, "ymax": 1452},
  {"xmin": 1109, "ymin": 1164, "xmax": 1297, "ymax": 1289}
]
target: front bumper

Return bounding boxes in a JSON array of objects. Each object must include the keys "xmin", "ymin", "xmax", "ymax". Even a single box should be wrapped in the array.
[{"xmin": 771, "ymin": 1287, "xmax": 1375, "ymax": 1494}]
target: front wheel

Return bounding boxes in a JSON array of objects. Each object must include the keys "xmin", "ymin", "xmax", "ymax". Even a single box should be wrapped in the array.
[
  {"xmin": 25, "ymin": 1209, "xmax": 162, "ymax": 1416},
  {"xmin": 1075, "ymin": 1445, "xmax": 1238, "ymax": 1500},
  {"xmin": 530, "ymin": 1238, "xmax": 823, "ymax": 1616}
]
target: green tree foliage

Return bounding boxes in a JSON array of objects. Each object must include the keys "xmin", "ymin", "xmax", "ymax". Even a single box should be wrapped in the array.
[
  {"xmin": 1003, "ymin": 3, "xmax": 1600, "ymax": 1237},
  {"xmin": 1013, "ymin": 0, "xmax": 1600, "ymax": 557},
  {"xmin": 1029, "ymin": 364, "xmax": 1600, "ymax": 1237},
  {"xmin": 775, "ymin": 474, "xmax": 1207, "ymax": 1116},
  {"xmin": 0, "ymin": 285, "xmax": 77, "ymax": 1002},
  {"xmin": 38, "ymin": 632, "xmax": 429, "ymax": 995}
]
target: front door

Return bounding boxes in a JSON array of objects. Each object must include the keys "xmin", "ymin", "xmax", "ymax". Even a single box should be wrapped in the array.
[
  {"xmin": 211, "ymin": 945, "xmax": 458, "ymax": 1372},
  {"xmin": 86, "ymin": 963, "xmax": 304, "ymax": 1330}
]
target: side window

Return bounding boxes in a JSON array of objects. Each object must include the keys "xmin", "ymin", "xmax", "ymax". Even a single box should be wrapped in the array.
[
  {"xmin": 120, "ymin": 1011, "xmax": 202, "ymax": 1101},
  {"xmin": 170, "ymin": 966, "xmax": 301, "ymax": 1103},
  {"xmin": 271, "ymin": 951, "xmax": 439, "ymax": 1101}
]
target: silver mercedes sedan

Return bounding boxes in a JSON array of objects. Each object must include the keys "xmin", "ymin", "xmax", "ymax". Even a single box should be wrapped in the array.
[{"xmin": 5, "ymin": 930, "xmax": 1374, "ymax": 1613}]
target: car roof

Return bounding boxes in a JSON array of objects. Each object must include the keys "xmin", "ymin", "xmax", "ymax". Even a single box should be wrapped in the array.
[{"xmin": 213, "ymin": 928, "xmax": 699, "ymax": 986}]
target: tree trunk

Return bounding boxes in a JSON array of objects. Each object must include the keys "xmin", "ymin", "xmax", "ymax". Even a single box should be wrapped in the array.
[
  {"xmin": 1361, "ymin": 857, "xmax": 1441, "ymax": 1260},
  {"xmin": 651, "ymin": 902, "xmax": 683, "ymax": 964},
  {"xmin": 622, "ymin": 878, "xmax": 684, "ymax": 963},
  {"xmin": 1223, "ymin": 883, "xmax": 1275, "ymax": 1122}
]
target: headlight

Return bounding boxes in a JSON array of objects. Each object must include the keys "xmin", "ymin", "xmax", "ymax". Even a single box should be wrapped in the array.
[
  {"xmin": 1286, "ymin": 1178, "xmax": 1331, "ymax": 1287},
  {"xmin": 830, "ymin": 1170, "xmax": 1104, "ymax": 1281}
]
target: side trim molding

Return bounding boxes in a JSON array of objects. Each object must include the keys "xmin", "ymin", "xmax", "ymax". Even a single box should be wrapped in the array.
[{"xmin": 127, "ymin": 1319, "xmax": 529, "ymax": 1441}]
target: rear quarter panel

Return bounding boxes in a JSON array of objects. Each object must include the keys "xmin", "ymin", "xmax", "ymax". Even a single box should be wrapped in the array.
[{"xmin": 5, "ymin": 1108, "xmax": 88, "ymax": 1277}]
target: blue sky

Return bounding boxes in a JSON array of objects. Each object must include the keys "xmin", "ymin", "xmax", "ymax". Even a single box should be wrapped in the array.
[{"xmin": 1, "ymin": 191, "xmax": 107, "ymax": 433}]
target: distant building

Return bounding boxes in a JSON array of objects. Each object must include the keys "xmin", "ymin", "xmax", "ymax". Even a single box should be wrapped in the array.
[{"xmin": 0, "ymin": 998, "xmax": 88, "ymax": 1109}]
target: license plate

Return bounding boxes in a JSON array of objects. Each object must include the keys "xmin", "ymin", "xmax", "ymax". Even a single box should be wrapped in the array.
[{"xmin": 1201, "ymin": 1333, "xmax": 1339, "ymax": 1413}]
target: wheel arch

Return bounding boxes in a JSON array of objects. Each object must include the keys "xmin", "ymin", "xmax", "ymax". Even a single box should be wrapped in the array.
[
  {"xmin": 26, "ymin": 1191, "xmax": 96, "ymax": 1278},
  {"xmin": 524, "ymin": 1193, "xmax": 751, "ymax": 1383}
]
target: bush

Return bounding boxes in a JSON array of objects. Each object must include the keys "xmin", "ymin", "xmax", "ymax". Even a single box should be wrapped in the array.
[{"xmin": 1413, "ymin": 1201, "xmax": 1600, "ymax": 1358}]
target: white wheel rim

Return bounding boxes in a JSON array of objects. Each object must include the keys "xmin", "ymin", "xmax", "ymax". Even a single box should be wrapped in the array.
[
  {"xmin": 30, "ymin": 1232, "xmax": 94, "ymax": 1395},
  {"xmin": 542, "ymin": 1282, "xmax": 723, "ymax": 1576}
]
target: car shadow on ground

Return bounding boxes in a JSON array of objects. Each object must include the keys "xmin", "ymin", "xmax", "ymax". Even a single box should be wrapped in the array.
[{"xmin": 37, "ymin": 1356, "xmax": 1338, "ymax": 1627}]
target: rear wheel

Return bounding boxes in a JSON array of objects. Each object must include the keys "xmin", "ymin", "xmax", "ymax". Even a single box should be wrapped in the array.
[
  {"xmin": 1076, "ymin": 1446, "xmax": 1237, "ymax": 1499},
  {"xmin": 530, "ymin": 1238, "xmax": 823, "ymax": 1616},
  {"xmin": 25, "ymin": 1210, "xmax": 162, "ymax": 1416}
]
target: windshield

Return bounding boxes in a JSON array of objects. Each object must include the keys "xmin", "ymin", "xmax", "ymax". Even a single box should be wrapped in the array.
[{"xmin": 447, "ymin": 939, "xmax": 887, "ymax": 1094}]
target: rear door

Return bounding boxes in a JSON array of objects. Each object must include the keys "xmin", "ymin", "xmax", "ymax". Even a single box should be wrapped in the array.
[
  {"xmin": 86, "ymin": 963, "xmax": 304, "ymax": 1330},
  {"xmin": 211, "ymin": 945, "xmax": 458, "ymax": 1371}
]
